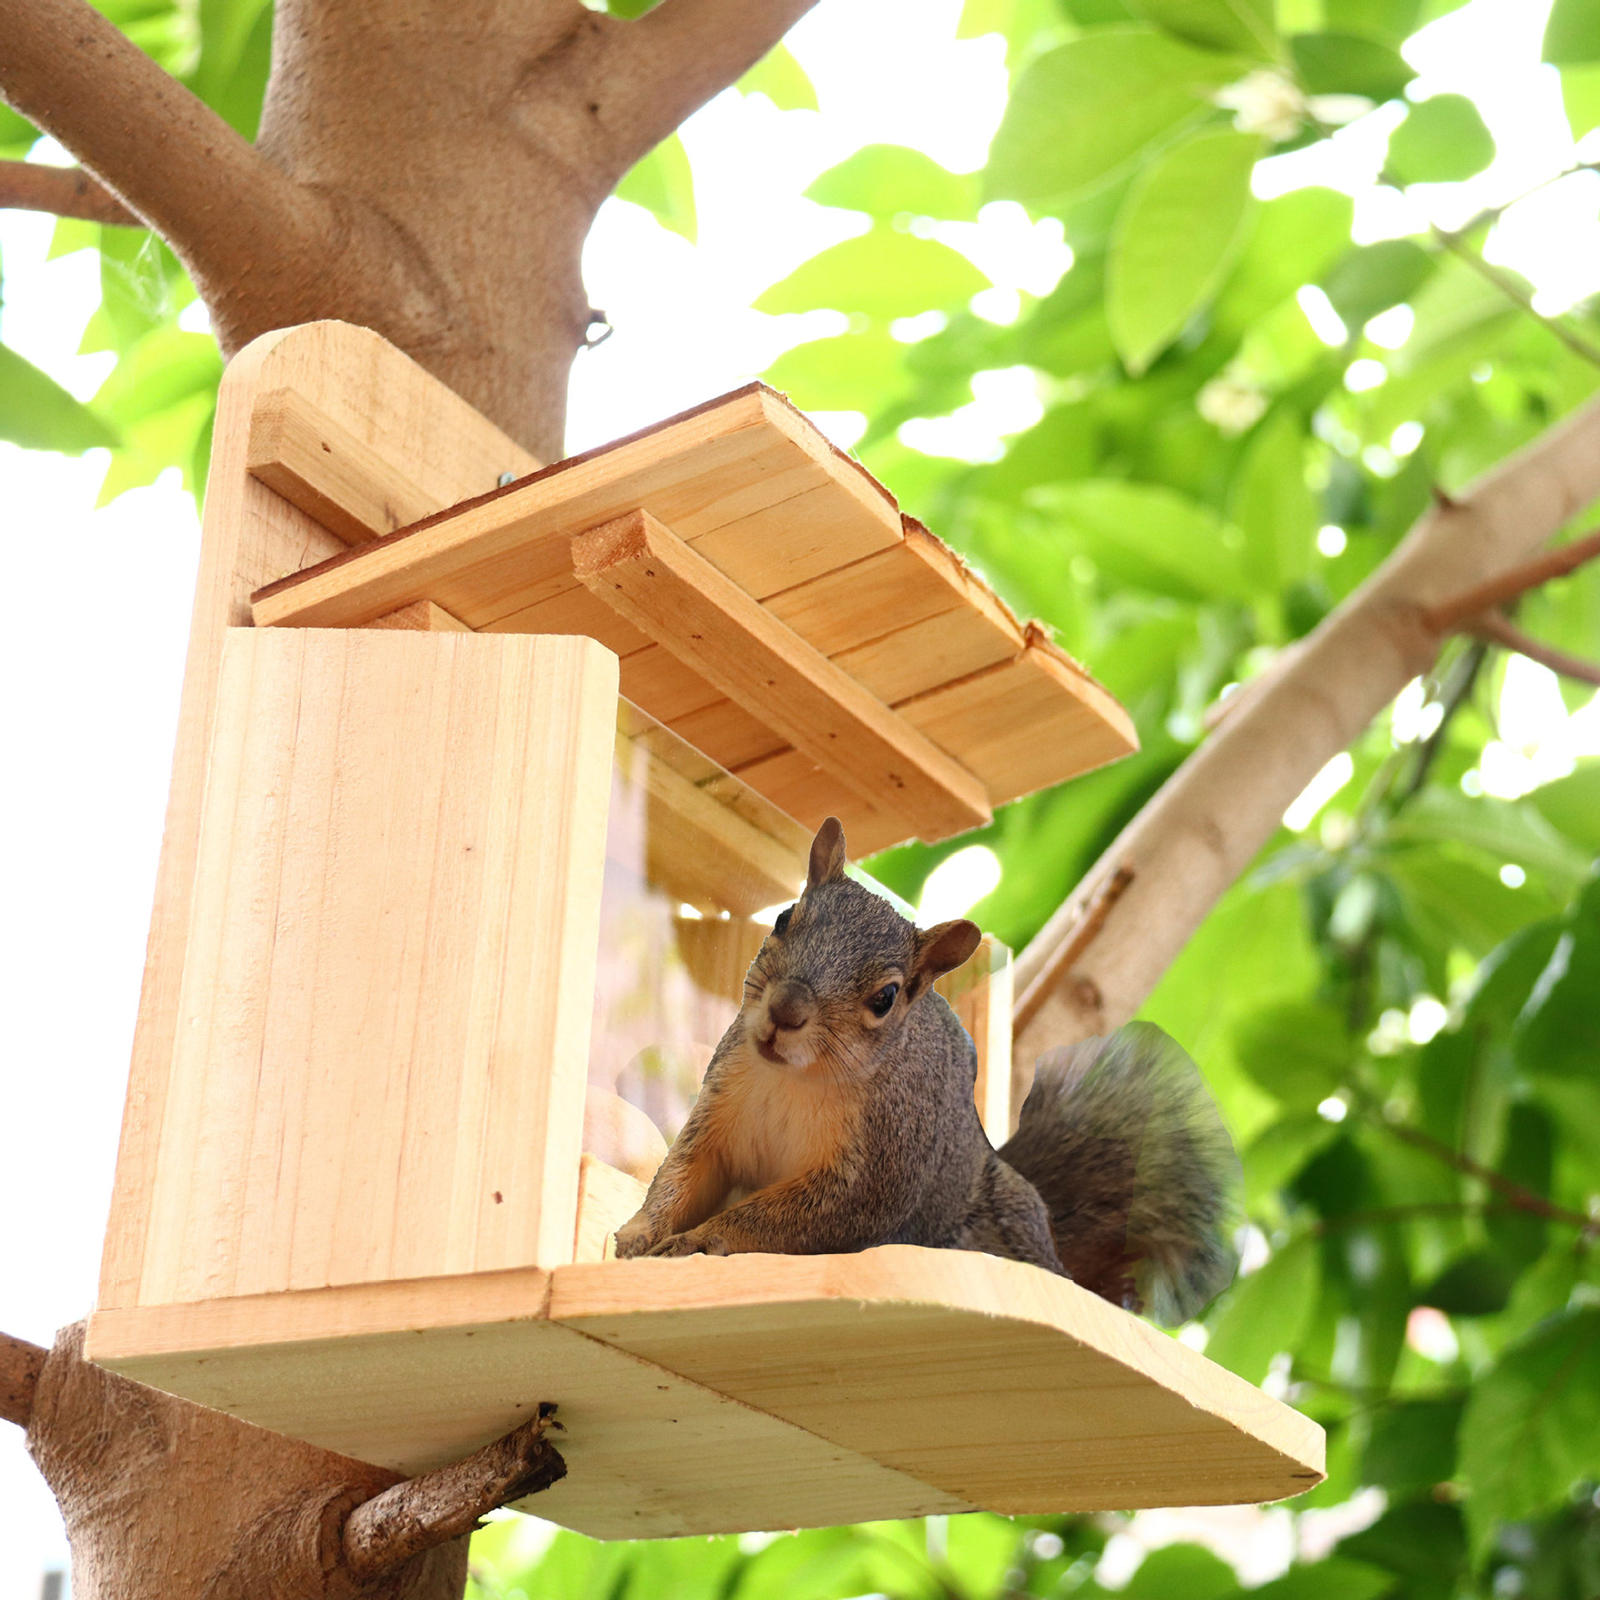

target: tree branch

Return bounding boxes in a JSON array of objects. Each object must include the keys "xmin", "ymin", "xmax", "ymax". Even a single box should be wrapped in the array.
[
  {"xmin": 1470, "ymin": 611, "xmax": 1600, "ymax": 687},
  {"xmin": 1423, "ymin": 526, "xmax": 1600, "ymax": 630},
  {"xmin": 591, "ymin": 0, "xmax": 821, "ymax": 173},
  {"xmin": 1014, "ymin": 394, "xmax": 1600, "ymax": 1062},
  {"xmin": 0, "ymin": 159, "xmax": 138, "ymax": 224},
  {"xmin": 0, "ymin": 1331, "xmax": 45, "ymax": 1428},
  {"xmin": 342, "ymin": 1405, "xmax": 566, "ymax": 1583},
  {"xmin": 0, "ymin": 0, "xmax": 331, "ymax": 342}
]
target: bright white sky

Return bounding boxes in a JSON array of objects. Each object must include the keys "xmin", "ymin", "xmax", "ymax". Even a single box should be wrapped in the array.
[{"xmin": 0, "ymin": 0, "xmax": 1596, "ymax": 1589}]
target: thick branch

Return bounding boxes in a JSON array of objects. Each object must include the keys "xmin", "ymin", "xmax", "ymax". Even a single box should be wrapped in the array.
[
  {"xmin": 1, "ymin": 1331, "xmax": 45, "ymax": 1428},
  {"xmin": 343, "ymin": 1406, "xmax": 566, "ymax": 1583},
  {"xmin": 593, "ymin": 0, "xmax": 821, "ymax": 173},
  {"xmin": 0, "ymin": 0, "xmax": 330, "ymax": 340},
  {"xmin": 1015, "ymin": 394, "xmax": 1600, "ymax": 1062},
  {"xmin": 0, "ymin": 160, "xmax": 137, "ymax": 224}
]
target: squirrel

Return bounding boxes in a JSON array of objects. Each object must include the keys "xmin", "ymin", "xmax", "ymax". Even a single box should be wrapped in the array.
[{"xmin": 614, "ymin": 817, "xmax": 1240, "ymax": 1324}]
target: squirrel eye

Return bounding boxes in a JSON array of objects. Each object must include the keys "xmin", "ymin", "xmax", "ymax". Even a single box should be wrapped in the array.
[
  {"xmin": 868, "ymin": 983, "xmax": 899, "ymax": 1018},
  {"xmin": 773, "ymin": 905, "xmax": 794, "ymax": 935}
]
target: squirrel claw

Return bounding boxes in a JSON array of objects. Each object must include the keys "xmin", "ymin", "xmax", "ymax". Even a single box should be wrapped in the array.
[{"xmin": 645, "ymin": 1229, "xmax": 727, "ymax": 1258}]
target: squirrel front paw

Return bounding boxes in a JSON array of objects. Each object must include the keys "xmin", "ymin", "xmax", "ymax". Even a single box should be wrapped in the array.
[
  {"xmin": 643, "ymin": 1227, "xmax": 732, "ymax": 1258},
  {"xmin": 613, "ymin": 1210, "xmax": 660, "ymax": 1259}
]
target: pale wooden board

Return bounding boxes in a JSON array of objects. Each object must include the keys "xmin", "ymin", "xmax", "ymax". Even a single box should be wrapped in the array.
[
  {"xmin": 100, "ymin": 320, "xmax": 539, "ymax": 1314},
  {"xmin": 247, "ymin": 386, "xmax": 445, "ymax": 545},
  {"xmin": 576, "ymin": 510, "xmax": 991, "ymax": 841},
  {"xmin": 245, "ymin": 376, "xmax": 1138, "ymax": 852},
  {"xmin": 366, "ymin": 598, "xmax": 472, "ymax": 631},
  {"xmin": 250, "ymin": 384, "xmax": 902, "ymax": 632},
  {"xmin": 573, "ymin": 1155, "xmax": 649, "ymax": 1262},
  {"xmin": 552, "ymin": 1248, "xmax": 1325, "ymax": 1514},
  {"xmin": 935, "ymin": 936, "xmax": 1012, "ymax": 1143},
  {"xmin": 86, "ymin": 1271, "xmax": 970, "ymax": 1539},
  {"xmin": 136, "ymin": 628, "xmax": 618, "ymax": 1306}
]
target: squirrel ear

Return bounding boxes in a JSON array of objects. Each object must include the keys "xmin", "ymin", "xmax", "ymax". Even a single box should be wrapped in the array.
[
  {"xmin": 909, "ymin": 919, "xmax": 982, "ymax": 997},
  {"xmin": 807, "ymin": 817, "xmax": 848, "ymax": 888}
]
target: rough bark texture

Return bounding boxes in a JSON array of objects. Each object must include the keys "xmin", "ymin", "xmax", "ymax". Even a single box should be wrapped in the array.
[
  {"xmin": 25, "ymin": 1325, "xmax": 470, "ymax": 1600},
  {"xmin": 0, "ymin": 0, "xmax": 818, "ymax": 458},
  {"xmin": 1015, "ymin": 393, "xmax": 1600, "ymax": 1064},
  {"xmin": 1, "ymin": 1331, "xmax": 45, "ymax": 1428}
]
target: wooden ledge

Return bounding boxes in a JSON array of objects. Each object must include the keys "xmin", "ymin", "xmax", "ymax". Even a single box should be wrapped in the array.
[{"xmin": 89, "ymin": 1246, "xmax": 1322, "ymax": 1537}]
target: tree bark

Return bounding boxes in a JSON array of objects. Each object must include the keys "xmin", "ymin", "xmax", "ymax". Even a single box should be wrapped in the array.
[
  {"xmin": 25, "ymin": 1325, "xmax": 468, "ymax": 1600},
  {"xmin": 0, "ymin": 0, "xmax": 820, "ymax": 460},
  {"xmin": 1015, "ymin": 393, "xmax": 1600, "ymax": 1064}
]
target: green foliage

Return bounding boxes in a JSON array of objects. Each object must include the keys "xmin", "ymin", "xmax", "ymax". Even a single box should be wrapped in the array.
[
  {"xmin": 7, "ymin": 4, "xmax": 1600, "ymax": 1595},
  {"xmin": 1386, "ymin": 94, "xmax": 1497, "ymax": 185}
]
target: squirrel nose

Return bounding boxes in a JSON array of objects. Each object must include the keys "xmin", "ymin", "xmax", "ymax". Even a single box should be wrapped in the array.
[{"xmin": 767, "ymin": 981, "xmax": 814, "ymax": 1032}]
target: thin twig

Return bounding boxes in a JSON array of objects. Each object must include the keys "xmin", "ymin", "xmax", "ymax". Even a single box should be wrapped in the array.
[
  {"xmin": 1432, "ymin": 226, "xmax": 1600, "ymax": 369},
  {"xmin": 0, "ymin": 160, "xmax": 138, "ymax": 224},
  {"xmin": 1013, "ymin": 865, "xmax": 1134, "ymax": 1036},
  {"xmin": 1424, "ymin": 527, "xmax": 1600, "ymax": 632},
  {"xmin": 1471, "ymin": 611, "xmax": 1600, "ymax": 687},
  {"xmin": 1377, "ymin": 1118, "xmax": 1599, "ymax": 1236},
  {"xmin": 0, "ymin": 1331, "xmax": 46, "ymax": 1428},
  {"xmin": 341, "ymin": 1404, "xmax": 566, "ymax": 1583}
]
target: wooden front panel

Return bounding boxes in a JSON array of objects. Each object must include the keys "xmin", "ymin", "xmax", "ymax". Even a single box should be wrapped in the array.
[{"xmin": 130, "ymin": 627, "xmax": 617, "ymax": 1306}]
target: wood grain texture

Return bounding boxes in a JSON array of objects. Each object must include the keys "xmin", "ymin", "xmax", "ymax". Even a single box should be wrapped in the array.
[
  {"xmin": 935, "ymin": 936, "xmax": 1012, "ymax": 1143},
  {"xmin": 576, "ymin": 510, "xmax": 991, "ymax": 842},
  {"xmin": 365, "ymin": 599, "xmax": 472, "ymax": 631},
  {"xmin": 88, "ymin": 1243, "xmax": 1321, "ymax": 1535},
  {"xmin": 573, "ymin": 1156, "xmax": 648, "ymax": 1263},
  {"xmin": 246, "ymin": 377, "xmax": 1137, "ymax": 852},
  {"xmin": 87, "ymin": 1268, "xmax": 969, "ymax": 1539},
  {"xmin": 100, "ymin": 320, "xmax": 539, "ymax": 1314},
  {"xmin": 247, "ymin": 386, "xmax": 451, "ymax": 545},
  {"xmin": 552, "ymin": 1248, "xmax": 1325, "ymax": 1514},
  {"xmin": 135, "ymin": 627, "xmax": 618, "ymax": 1305}
]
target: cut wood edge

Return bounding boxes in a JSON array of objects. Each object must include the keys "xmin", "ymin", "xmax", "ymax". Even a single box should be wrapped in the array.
[{"xmin": 576, "ymin": 509, "xmax": 992, "ymax": 842}]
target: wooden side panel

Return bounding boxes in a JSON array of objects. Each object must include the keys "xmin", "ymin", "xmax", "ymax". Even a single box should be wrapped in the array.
[
  {"xmin": 573, "ymin": 1155, "xmax": 648, "ymax": 1263},
  {"xmin": 134, "ymin": 629, "xmax": 618, "ymax": 1305},
  {"xmin": 935, "ymin": 936, "xmax": 1013, "ymax": 1143},
  {"xmin": 100, "ymin": 320, "xmax": 538, "ymax": 1313}
]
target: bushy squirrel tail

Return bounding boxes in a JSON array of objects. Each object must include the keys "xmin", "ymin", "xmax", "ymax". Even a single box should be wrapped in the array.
[{"xmin": 999, "ymin": 1020, "xmax": 1241, "ymax": 1325}]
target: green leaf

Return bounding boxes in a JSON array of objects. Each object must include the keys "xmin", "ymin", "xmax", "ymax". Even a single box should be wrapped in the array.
[
  {"xmin": 1107, "ymin": 128, "xmax": 1260, "ymax": 372},
  {"xmin": 0, "ymin": 102, "xmax": 36, "ymax": 158},
  {"xmin": 1517, "ymin": 879, "xmax": 1600, "ymax": 1080},
  {"xmin": 615, "ymin": 132, "xmax": 696, "ymax": 242},
  {"xmin": 1386, "ymin": 94, "xmax": 1496, "ymax": 185},
  {"xmin": 765, "ymin": 327, "xmax": 907, "ymax": 412},
  {"xmin": 986, "ymin": 28, "xmax": 1239, "ymax": 204},
  {"xmin": 755, "ymin": 229, "xmax": 988, "ymax": 319},
  {"xmin": 1030, "ymin": 479, "xmax": 1254, "ymax": 601},
  {"xmin": 1420, "ymin": 1249, "xmax": 1515, "ymax": 1315},
  {"xmin": 1544, "ymin": 0, "xmax": 1600, "ymax": 64},
  {"xmin": 1321, "ymin": 238, "xmax": 1436, "ymax": 326},
  {"xmin": 1459, "ymin": 1307, "xmax": 1600, "ymax": 1557},
  {"xmin": 1384, "ymin": 790, "xmax": 1593, "ymax": 893},
  {"xmin": 1323, "ymin": 0, "xmax": 1423, "ymax": 41},
  {"xmin": 1206, "ymin": 1235, "xmax": 1320, "ymax": 1382},
  {"xmin": 1229, "ymin": 408, "xmax": 1318, "ymax": 591},
  {"xmin": 1290, "ymin": 32, "xmax": 1415, "ymax": 101},
  {"xmin": 0, "ymin": 344, "xmax": 119, "ymax": 454},
  {"xmin": 1248, "ymin": 1558, "xmax": 1402, "ymax": 1600},
  {"xmin": 738, "ymin": 41, "xmax": 818, "ymax": 110},
  {"xmin": 1124, "ymin": 1543, "xmax": 1241, "ymax": 1600},
  {"xmin": 806, "ymin": 145, "xmax": 978, "ymax": 221},
  {"xmin": 1559, "ymin": 63, "xmax": 1600, "ymax": 135},
  {"xmin": 1128, "ymin": 0, "xmax": 1278, "ymax": 56},
  {"xmin": 1527, "ymin": 763, "xmax": 1600, "ymax": 854},
  {"xmin": 1234, "ymin": 1001, "xmax": 1351, "ymax": 1109},
  {"xmin": 190, "ymin": 0, "xmax": 273, "ymax": 137},
  {"xmin": 1361, "ymin": 1396, "xmax": 1463, "ymax": 1496}
]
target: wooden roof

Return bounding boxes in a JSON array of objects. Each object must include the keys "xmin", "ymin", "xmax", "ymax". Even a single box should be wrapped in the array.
[{"xmin": 251, "ymin": 382, "xmax": 1137, "ymax": 853}]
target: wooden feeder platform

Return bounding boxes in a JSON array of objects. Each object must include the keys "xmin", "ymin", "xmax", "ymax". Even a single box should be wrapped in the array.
[{"xmin": 85, "ymin": 321, "xmax": 1322, "ymax": 1537}]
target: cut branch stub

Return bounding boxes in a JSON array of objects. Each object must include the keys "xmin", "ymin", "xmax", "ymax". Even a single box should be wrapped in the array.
[{"xmin": 1, "ymin": 1330, "xmax": 45, "ymax": 1428}]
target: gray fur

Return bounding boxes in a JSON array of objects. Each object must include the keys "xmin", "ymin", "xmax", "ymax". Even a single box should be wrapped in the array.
[{"xmin": 614, "ymin": 822, "xmax": 1240, "ymax": 1324}]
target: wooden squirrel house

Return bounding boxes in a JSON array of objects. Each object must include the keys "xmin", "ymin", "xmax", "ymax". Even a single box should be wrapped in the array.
[{"xmin": 85, "ymin": 321, "xmax": 1323, "ymax": 1538}]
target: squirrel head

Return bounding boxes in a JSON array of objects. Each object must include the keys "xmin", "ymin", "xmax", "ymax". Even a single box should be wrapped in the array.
[{"xmin": 741, "ymin": 817, "xmax": 981, "ymax": 1075}]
